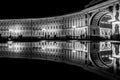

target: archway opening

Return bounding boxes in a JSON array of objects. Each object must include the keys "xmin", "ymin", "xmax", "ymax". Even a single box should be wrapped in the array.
[
  {"xmin": 99, "ymin": 14, "xmax": 112, "ymax": 38},
  {"xmin": 90, "ymin": 11, "xmax": 112, "ymax": 38}
]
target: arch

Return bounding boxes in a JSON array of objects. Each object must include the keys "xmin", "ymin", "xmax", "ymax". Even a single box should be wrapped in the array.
[
  {"xmin": 89, "ymin": 42, "xmax": 109, "ymax": 68},
  {"xmin": 99, "ymin": 13, "xmax": 112, "ymax": 28},
  {"xmin": 90, "ymin": 51, "xmax": 109, "ymax": 68},
  {"xmin": 88, "ymin": 10, "xmax": 113, "ymax": 37},
  {"xmin": 99, "ymin": 52, "xmax": 113, "ymax": 67},
  {"xmin": 89, "ymin": 10, "xmax": 112, "ymax": 27}
]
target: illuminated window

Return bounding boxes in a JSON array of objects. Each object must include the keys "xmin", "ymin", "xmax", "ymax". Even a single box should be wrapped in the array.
[
  {"xmin": 7, "ymin": 41, "xmax": 24, "ymax": 53},
  {"xmin": 8, "ymin": 24, "xmax": 23, "ymax": 36}
]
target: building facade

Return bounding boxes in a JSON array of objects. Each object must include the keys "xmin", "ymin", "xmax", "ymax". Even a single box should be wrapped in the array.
[{"xmin": 0, "ymin": 0, "xmax": 119, "ymax": 40}]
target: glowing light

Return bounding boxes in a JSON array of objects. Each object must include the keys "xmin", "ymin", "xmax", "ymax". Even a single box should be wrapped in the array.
[
  {"xmin": 41, "ymin": 28, "xmax": 46, "ymax": 32},
  {"xmin": 72, "ymin": 50, "xmax": 76, "ymax": 53},
  {"xmin": 72, "ymin": 25, "xmax": 76, "ymax": 28},
  {"xmin": 100, "ymin": 42, "xmax": 112, "ymax": 51},
  {"xmin": 8, "ymin": 24, "xmax": 23, "ymax": 36},
  {"xmin": 7, "ymin": 41, "xmax": 24, "ymax": 53}
]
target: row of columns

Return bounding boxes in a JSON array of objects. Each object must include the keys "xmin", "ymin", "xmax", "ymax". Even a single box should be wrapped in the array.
[
  {"xmin": 0, "ymin": 12, "xmax": 90, "ymax": 39},
  {"xmin": 34, "ymin": 40, "xmax": 89, "ymax": 63},
  {"xmin": 31, "ymin": 14, "xmax": 89, "ymax": 39}
]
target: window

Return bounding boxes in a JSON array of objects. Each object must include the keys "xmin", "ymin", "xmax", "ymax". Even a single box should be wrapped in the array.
[
  {"xmin": 116, "ymin": 4, "xmax": 119, "ymax": 11},
  {"xmin": 81, "ymin": 17, "xmax": 83, "ymax": 27},
  {"xmin": 93, "ymin": 30, "xmax": 95, "ymax": 35},
  {"xmin": 108, "ymin": 6, "xmax": 113, "ymax": 12},
  {"xmin": 85, "ymin": 20, "xmax": 87, "ymax": 26},
  {"xmin": 93, "ymin": 43, "xmax": 96, "ymax": 49}
]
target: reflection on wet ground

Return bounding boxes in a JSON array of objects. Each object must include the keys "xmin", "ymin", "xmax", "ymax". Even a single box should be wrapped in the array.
[{"xmin": 0, "ymin": 40, "xmax": 120, "ymax": 80}]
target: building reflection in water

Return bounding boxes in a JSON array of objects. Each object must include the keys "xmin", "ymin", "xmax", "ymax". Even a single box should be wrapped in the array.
[{"xmin": 0, "ymin": 40, "xmax": 120, "ymax": 79}]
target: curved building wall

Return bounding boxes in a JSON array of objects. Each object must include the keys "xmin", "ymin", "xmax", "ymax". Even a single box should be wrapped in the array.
[{"xmin": 0, "ymin": 0, "xmax": 119, "ymax": 40}]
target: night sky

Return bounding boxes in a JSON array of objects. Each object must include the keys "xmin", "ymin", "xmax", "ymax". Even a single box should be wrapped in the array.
[{"xmin": 0, "ymin": 0, "xmax": 107, "ymax": 19}]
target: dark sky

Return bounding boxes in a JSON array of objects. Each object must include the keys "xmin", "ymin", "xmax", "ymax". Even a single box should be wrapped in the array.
[{"xmin": 0, "ymin": 0, "xmax": 107, "ymax": 19}]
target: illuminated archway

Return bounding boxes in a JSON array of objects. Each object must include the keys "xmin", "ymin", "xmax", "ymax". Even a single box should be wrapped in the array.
[
  {"xmin": 90, "ymin": 10, "xmax": 112, "ymax": 27},
  {"xmin": 90, "ymin": 50, "xmax": 110, "ymax": 68},
  {"xmin": 99, "ymin": 14, "xmax": 112, "ymax": 28},
  {"xmin": 99, "ymin": 13, "xmax": 112, "ymax": 38},
  {"xmin": 90, "ymin": 10, "xmax": 113, "ymax": 37}
]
